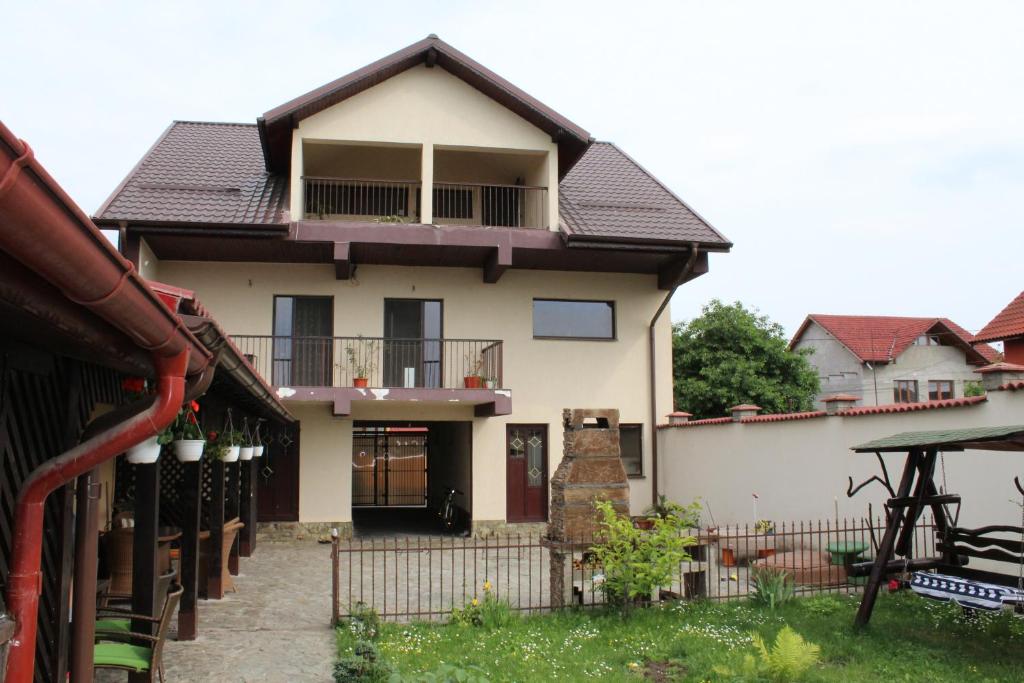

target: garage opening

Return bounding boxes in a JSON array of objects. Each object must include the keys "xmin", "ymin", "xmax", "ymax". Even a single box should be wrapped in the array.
[{"xmin": 352, "ymin": 421, "xmax": 472, "ymax": 536}]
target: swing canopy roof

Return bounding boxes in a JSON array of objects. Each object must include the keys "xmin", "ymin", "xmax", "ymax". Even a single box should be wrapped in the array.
[{"xmin": 853, "ymin": 425, "xmax": 1024, "ymax": 453}]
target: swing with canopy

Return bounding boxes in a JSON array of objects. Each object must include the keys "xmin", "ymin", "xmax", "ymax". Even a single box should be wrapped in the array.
[{"xmin": 845, "ymin": 424, "xmax": 1024, "ymax": 626}]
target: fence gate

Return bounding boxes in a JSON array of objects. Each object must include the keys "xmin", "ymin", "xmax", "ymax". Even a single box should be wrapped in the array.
[{"xmin": 352, "ymin": 429, "xmax": 428, "ymax": 507}]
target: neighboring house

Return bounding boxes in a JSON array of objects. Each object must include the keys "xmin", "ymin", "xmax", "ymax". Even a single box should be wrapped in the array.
[
  {"xmin": 92, "ymin": 35, "xmax": 732, "ymax": 536},
  {"xmin": 973, "ymin": 291, "xmax": 1024, "ymax": 365},
  {"xmin": 790, "ymin": 314, "xmax": 998, "ymax": 407}
]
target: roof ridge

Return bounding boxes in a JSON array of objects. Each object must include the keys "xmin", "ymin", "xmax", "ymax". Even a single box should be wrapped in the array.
[{"xmin": 171, "ymin": 120, "xmax": 257, "ymax": 127}]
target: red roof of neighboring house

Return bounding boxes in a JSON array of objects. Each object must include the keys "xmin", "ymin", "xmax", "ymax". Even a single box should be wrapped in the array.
[
  {"xmin": 974, "ymin": 291, "xmax": 1024, "ymax": 343},
  {"xmin": 836, "ymin": 395, "xmax": 987, "ymax": 416},
  {"xmin": 790, "ymin": 314, "xmax": 998, "ymax": 364}
]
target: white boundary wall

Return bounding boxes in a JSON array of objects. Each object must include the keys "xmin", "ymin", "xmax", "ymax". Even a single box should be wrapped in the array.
[{"xmin": 658, "ymin": 389, "xmax": 1024, "ymax": 530}]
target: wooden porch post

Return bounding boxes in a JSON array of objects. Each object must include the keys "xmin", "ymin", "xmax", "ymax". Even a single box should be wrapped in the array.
[
  {"xmin": 69, "ymin": 470, "xmax": 101, "ymax": 683},
  {"xmin": 207, "ymin": 458, "xmax": 226, "ymax": 599},
  {"xmin": 177, "ymin": 459, "xmax": 202, "ymax": 639},
  {"xmin": 130, "ymin": 461, "xmax": 160, "ymax": 682},
  {"xmin": 239, "ymin": 458, "xmax": 257, "ymax": 557},
  {"xmin": 226, "ymin": 460, "xmax": 241, "ymax": 575},
  {"xmin": 854, "ymin": 448, "xmax": 921, "ymax": 627}
]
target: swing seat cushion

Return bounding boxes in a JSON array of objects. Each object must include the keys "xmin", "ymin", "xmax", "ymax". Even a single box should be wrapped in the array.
[{"xmin": 911, "ymin": 572, "xmax": 1024, "ymax": 610}]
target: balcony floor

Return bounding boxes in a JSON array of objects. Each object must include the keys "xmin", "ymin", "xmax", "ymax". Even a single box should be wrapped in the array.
[{"xmin": 274, "ymin": 386, "xmax": 512, "ymax": 417}]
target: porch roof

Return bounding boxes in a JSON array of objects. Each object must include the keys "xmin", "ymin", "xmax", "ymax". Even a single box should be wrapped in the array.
[{"xmin": 852, "ymin": 425, "xmax": 1024, "ymax": 453}]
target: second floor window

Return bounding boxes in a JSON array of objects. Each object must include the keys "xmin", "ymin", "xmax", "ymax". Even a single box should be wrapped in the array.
[
  {"xmin": 928, "ymin": 380, "xmax": 954, "ymax": 401},
  {"xmin": 893, "ymin": 379, "xmax": 918, "ymax": 403},
  {"xmin": 533, "ymin": 299, "xmax": 615, "ymax": 340}
]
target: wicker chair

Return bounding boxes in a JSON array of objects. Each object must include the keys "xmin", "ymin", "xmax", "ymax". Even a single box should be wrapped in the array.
[
  {"xmin": 102, "ymin": 528, "xmax": 180, "ymax": 602},
  {"xmin": 95, "ymin": 571, "xmax": 176, "ymax": 634},
  {"xmin": 198, "ymin": 518, "xmax": 245, "ymax": 595},
  {"xmin": 93, "ymin": 585, "xmax": 182, "ymax": 683}
]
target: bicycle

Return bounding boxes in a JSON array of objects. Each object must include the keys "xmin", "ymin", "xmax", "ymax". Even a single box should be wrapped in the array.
[{"xmin": 438, "ymin": 486, "xmax": 465, "ymax": 533}]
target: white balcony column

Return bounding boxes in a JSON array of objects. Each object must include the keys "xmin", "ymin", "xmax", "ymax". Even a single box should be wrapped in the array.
[
  {"xmin": 546, "ymin": 148, "xmax": 558, "ymax": 230},
  {"xmin": 289, "ymin": 134, "xmax": 304, "ymax": 220},
  {"xmin": 420, "ymin": 143, "xmax": 434, "ymax": 224}
]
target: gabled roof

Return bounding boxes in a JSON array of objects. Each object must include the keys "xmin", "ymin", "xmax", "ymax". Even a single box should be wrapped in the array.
[
  {"xmin": 258, "ymin": 34, "xmax": 591, "ymax": 178},
  {"xmin": 95, "ymin": 122, "xmax": 288, "ymax": 227},
  {"xmin": 93, "ymin": 126, "xmax": 732, "ymax": 250},
  {"xmin": 790, "ymin": 314, "xmax": 998, "ymax": 365},
  {"xmin": 974, "ymin": 291, "xmax": 1024, "ymax": 343},
  {"xmin": 559, "ymin": 142, "xmax": 731, "ymax": 248}
]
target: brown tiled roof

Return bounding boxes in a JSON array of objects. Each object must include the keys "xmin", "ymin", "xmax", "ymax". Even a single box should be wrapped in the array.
[
  {"xmin": 974, "ymin": 291, "xmax": 1024, "ymax": 343},
  {"xmin": 790, "ymin": 314, "xmax": 998, "ymax": 365},
  {"xmin": 95, "ymin": 127, "xmax": 729, "ymax": 249},
  {"xmin": 559, "ymin": 142, "xmax": 731, "ymax": 248},
  {"xmin": 95, "ymin": 122, "xmax": 287, "ymax": 226}
]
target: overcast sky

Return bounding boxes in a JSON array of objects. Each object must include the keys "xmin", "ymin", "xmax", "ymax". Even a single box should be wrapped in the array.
[{"xmin": 4, "ymin": 1, "xmax": 1021, "ymax": 336}]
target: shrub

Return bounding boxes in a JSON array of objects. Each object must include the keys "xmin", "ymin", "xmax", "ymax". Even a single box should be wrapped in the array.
[
  {"xmin": 334, "ymin": 639, "xmax": 394, "ymax": 683},
  {"xmin": 345, "ymin": 602, "xmax": 382, "ymax": 640},
  {"xmin": 714, "ymin": 626, "xmax": 821, "ymax": 682},
  {"xmin": 589, "ymin": 500, "xmax": 695, "ymax": 613},
  {"xmin": 450, "ymin": 580, "xmax": 515, "ymax": 628},
  {"xmin": 749, "ymin": 567, "xmax": 794, "ymax": 610}
]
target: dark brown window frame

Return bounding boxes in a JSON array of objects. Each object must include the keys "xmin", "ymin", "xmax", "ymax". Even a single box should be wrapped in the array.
[
  {"xmin": 927, "ymin": 379, "xmax": 954, "ymax": 401},
  {"xmin": 531, "ymin": 298, "xmax": 617, "ymax": 341},
  {"xmin": 619, "ymin": 422, "xmax": 644, "ymax": 478},
  {"xmin": 893, "ymin": 379, "xmax": 919, "ymax": 404}
]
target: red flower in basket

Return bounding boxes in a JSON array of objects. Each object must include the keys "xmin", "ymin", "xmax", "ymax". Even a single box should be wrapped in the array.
[
  {"xmin": 190, "ymin": 400, "xmax": 200, "ymax": 412},
  {"xmin": 187, "ymin": 412, "xmax": 198, "ymax": 425},
  {"xmin": 208, "ymin": 431, "xmax": 218, "ymax": 441},
  {"xmin": 122, "ymin": 377, "xmax": 146, "ymax": 393}
]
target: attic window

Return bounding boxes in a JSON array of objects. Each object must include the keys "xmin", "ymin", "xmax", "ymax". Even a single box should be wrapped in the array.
[{"xmin": 914, "ymin": 335, "xmax": 941, "ymax": 346}]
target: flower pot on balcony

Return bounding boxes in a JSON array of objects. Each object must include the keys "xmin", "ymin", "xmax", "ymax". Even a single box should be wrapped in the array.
[
  {"xmin": 253, "ymin": 445, "xmax": 265, "ymax": 458},
  {"xmin": 173, "ymin": 439, "xmax": 204, "ymax": 463},
  {"xmin": 463, "ymin": 376, "xmax": 482, "ymax": 389},
  {"xmin": 484, "ymin": 379, "xmax": 497, "ymax": 389},
  {"xmin": 126, "ymin": 436, "xmax": 162, "ymax": 464},
  {"xmin": 223, "ymin": 445, "xmax": 241, "ymax": 463},
  {"xmin": 353, "ymin": 377, "xmax": 369, "ymax": 388},
  {"xmin": 239, "ymin": 446, "xmax": 254, "ymax": 461}
]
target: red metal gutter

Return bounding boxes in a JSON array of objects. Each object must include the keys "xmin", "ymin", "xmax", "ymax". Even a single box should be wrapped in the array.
[{"xmin": 0, "ymin": 121, "xmax": 215, "ymax": 683}]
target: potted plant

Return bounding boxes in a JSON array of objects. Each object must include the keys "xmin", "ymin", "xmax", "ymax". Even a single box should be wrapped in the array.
[
  {"xmin": 252, "ymin": 421, "xmax": 265, "ymax": 457},
  {"xmin": 344, "ymin": 339, "xmax": 377, "ymax": 388},
  {"xmin": 171, "ymin": 401, "xmax": 205, "ymax": 462},
  {"xmin": 483, "ymin": 376, "xmax": 498, "ymax": 390},
  {"xmin": 122, "ymin": 377, "xmax": 164, "ymax": 464},
  {"xmin": 463, "ymin": 352, "xmax": 484, "ymax": 389},
  {"xmin": 221, "ymin": 430, "xmax": 243, "ymax": 462}
]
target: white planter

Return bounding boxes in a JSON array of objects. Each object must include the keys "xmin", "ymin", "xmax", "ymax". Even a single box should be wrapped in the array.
[
  {"xmin": 239, "ymin": 446, "xmax": 254, "ymax": 461},
  {"xmin": 223, "ymin": 445, "xmax": 241, "ymax": 463},
  {"xmin": 253, "ymin": 445, "xmax": 265, "ymax": 458},
  {"xmin": 173, "ymin": 439, "xmax": 205, "ymax": 462},
  {"xmin": 126, "ymin": 436, "xmax": 161, "ymax": 464},
  {"xmin": 484, "ymin": 380, "xmax": 497, "ymax": 389}
]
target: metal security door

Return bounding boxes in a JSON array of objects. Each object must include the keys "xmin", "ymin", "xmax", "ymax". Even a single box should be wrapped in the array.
[{"xmin": 352, "ymin": 430, "xmax": 428, "ymax": 507}]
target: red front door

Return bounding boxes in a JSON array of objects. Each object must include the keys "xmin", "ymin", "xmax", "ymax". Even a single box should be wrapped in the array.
[
  {"xmin": 257, "ymin": 424, "xmax": 300, "ymax": 522},
  {"xmin": 506, "ymin": 424, "xmax": 548, "ymax": 522}
]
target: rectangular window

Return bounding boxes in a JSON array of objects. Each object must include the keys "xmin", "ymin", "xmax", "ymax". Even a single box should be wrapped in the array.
[
  {"xmin": 619, "ymin": 424, "xmax": 643, "ymax": 478},
  {"xmin": 928, "ymin": 380, "xmax": 954, "ymax": 401},
  {"xmin": 532, "ymin": 299, "xmax": 615, "ymax": 340},
  {"xmin": 893, "ymin": 380, "xmax": 919, "ymax": 403}
]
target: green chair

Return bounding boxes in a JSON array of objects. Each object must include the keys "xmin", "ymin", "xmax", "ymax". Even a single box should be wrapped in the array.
[
  {"xmin": 95, "ymin": 570, "xmax": 176, "ymax": 635},
  {"xmin": 93, "ymin": 585, "xmax": 181, "ymax": 683}
]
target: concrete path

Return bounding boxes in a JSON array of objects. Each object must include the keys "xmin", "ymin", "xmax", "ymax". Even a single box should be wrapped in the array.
[{"xmin": 158, "ymin": 541, "xmax": 335, "ymax": 682}]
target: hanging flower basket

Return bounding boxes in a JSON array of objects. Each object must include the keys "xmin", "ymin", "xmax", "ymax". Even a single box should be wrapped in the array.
[
  {"xmin": 126, "ymin": 436, "xmax": 161, "ymax": 464},
  {"xmin": 173, "ymin": 439, "xmax": 205, "ymax": 462},
  {"xmin": 223, "ymin": 445, "xmax": 241, "ymax": 462},
  {"xmin": 253, "ymin": 445, "xmax": 265, "ymax": 458},
  {"xmin": 239, "ymin": 446, "xmax": 255, "ymax": 461}
]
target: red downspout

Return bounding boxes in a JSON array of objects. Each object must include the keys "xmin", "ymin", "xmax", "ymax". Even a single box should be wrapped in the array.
[{"xmin": 4, "ymin": 349, "xmax": 189, "ymax": 683}]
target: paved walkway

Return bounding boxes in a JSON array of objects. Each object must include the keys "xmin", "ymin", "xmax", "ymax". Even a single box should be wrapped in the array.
[{"xmin": 162, "ymin": 541, "xmax": 335, "ymax": 682}]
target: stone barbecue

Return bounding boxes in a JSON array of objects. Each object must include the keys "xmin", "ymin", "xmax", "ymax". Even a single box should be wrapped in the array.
[{"xmin": 547, "ymin": 408, "xmax": 630, "ymax": 542}]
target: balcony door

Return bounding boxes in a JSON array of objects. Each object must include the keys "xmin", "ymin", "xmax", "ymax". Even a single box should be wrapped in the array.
[
  {"xmin": 273, "ymin": 296, "xmax": 333, "ymax": 386},
  {"xmin": 383, "ymin": 299, "xmax": 442, "ymax": 388}
]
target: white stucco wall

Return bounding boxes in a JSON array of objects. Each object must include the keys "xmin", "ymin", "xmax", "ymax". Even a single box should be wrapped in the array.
[
  {"xmin": 156, "ymin": 260, "xmax": 674, "ymax": 524},
  {"xmin": 659, "ymin": 389, "xmax": 1023, "ymax": 533}
]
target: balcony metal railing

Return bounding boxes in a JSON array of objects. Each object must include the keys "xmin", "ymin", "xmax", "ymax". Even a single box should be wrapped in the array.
[
  {"xmin": 303, "ymin": 177, "xmax": 421, "ymax": 221},
  {"xmin": 302, "ymin": 176, "xmax": 548, "ymax": 228},
  {"xmin": 432, "ymin": 181, "xmax": 547, "ymax": 229},
  {"xmin": 232, "ymin": 336, "xmax": 503, "ymax": 390}
]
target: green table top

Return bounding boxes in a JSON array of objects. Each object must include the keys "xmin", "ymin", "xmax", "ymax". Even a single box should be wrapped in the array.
[{"xmin": 826, "ymin": 541, "xmax": 869, "ymax": 554}]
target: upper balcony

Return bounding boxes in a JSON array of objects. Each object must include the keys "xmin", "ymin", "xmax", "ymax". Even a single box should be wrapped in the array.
[{"xmin": 297, "ymin": 141, "xmax": 552, "ymax": 229}]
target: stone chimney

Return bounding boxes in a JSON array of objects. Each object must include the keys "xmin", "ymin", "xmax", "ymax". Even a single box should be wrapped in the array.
[
  {"xmin": 667, "ymin": 411, "xmax": 692, "ymax": 425},
  {"xmin": 729, "ymin": 404, "xmax": 761, "ymax": 421},
  {"xmin": 975, "ymin": 362, "xmax": 1024, "ymax": 391},
  {"xmin": 547, "ymin": 409, "xmax": 630, "ymax": 542},
  {"xmin": 822, "ymin": 394, "xmax": 860, "ymax": 415}
]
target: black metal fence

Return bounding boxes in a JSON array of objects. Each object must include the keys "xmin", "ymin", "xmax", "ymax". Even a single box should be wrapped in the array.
[
  {"xmin": 231, "ymin": 336, "xmax": 503, "ymax": 390},
  {"xmin": 330, "ymin": 516, "xmax": 937, "ymax": 623}
]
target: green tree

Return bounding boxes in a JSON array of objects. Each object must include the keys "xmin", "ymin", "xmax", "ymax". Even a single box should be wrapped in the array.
[{"xmin": 672, "ymin": 300, "xmax": 819, "ymax": 419}]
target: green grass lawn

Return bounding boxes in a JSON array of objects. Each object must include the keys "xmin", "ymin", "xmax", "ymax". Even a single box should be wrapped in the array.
[{"xmin": 336, "ymin": 592, "xmax": 1024, "ymax": 682}]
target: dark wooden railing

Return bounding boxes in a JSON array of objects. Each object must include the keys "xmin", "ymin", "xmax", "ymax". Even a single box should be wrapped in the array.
[{"xmin": 231, "ymin": 336, "xmax": 503, "ymax": 390}]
